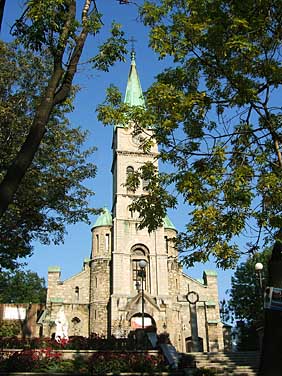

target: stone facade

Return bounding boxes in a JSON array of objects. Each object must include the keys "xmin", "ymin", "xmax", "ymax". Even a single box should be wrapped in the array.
[
  {"xmin": 43, "ymin": 52, "xmax": 224, "ymax": 352},
  {"xmin": 43, "ymin": 262, "xmax": 90, "ymax": 338}
]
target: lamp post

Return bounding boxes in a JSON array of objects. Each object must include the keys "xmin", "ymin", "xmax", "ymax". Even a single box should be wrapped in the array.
[
  {"xmin": 138, "ymin": 259, "xmax": 147, "ymax": 330},
  {"xmin": 255, "ymin": 262, "xmax": 264, "ymax": 290}
]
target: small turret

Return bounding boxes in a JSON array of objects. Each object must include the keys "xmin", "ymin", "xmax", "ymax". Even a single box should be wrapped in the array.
[
  {"xmin": 91, "ymin": 208, "xmax": 112, "ymax": 259},
  {"xmin": 90, "ymin": 208, "xmax": 112, "ymax": 336}
]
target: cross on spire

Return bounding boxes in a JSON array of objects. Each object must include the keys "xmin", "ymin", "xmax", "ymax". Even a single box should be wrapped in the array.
[
  {"xmin": 128, "ymin": 37, "xmax": 137, "ymax": 64},
  {"xmin": 128, "ymin": 36, "xmax": 137, "ymax": 53}
]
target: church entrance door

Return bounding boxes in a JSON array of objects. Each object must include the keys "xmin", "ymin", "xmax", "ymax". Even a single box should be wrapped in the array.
[{"xmin": 130, "ymin": 313, "xmax": 156, "ymax": 330}]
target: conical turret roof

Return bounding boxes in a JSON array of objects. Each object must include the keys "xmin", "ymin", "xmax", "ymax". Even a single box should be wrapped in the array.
[
  {"xmin": 92, "ymin": 208, "xmax": 112, "ymax": 228},
  {"xmin": 163, "ymin": 215, "xmax": 177, "ymax": 230}
]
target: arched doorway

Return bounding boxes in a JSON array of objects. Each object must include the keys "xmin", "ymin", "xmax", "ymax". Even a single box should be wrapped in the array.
[
  {"xmin": 71, "ymin": 317, "xmax": 81, "ymax": 336},
  {"xmin": 130, "ymin": 313, "xmax": 156, "ymax": 331}
]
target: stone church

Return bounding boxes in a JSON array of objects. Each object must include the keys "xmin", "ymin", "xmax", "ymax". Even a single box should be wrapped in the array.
[{"xmin": 43, "ymin": 52, "xmax": 224, "ymax": 353}]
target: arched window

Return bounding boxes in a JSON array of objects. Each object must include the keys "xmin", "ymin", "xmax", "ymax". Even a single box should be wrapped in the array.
[
  {"xmin": 72, "ymin": 316, "xmax": 81, "ymax": 324},
  {"xmin": 75, "ymin": 286, "xmax": 79, "ymax": 302},
  {"xmin": 131, "ymin": 245, "xmax": 150, "ymax": 293},
  {"xmin": 126, "ymin": 166, "xmax": 134, "ymax": 175},
  {"xmin": 164, "ymin": 236, "xmax": 169, "ymax": 253},
  {"xmin": 96, "ymin": 234, "xmax": 99, "ymax": 253},
  {"xmin": 71, "ymin": 317, "xmax": 81, "ymax": 336},
  {"xmin": 142, "ymin": 178, "xmax": 149, "ymax": 191},
  {"xmin": 128, "ymin": 207, "xmax": 134, "ymax": 219},
  {"xmin": 126, "ymin": 166, "xmax": 134, "ymax": 192},
  {"xmin": 105, "ymin": 233, "xmax": 110, "ymax": 251}
]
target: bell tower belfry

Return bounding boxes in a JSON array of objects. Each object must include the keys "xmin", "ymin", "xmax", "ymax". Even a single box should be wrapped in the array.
[{"xmin": 110, "ymin": 51, "xmax": 174, "ymax": 334}]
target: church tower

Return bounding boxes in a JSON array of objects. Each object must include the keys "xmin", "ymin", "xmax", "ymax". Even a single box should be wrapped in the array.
[
  {"xmin": 88, "ymin": 51, "xmax": 224, "ymax": 352},
  {"xmin": 110, "ymin": 50, "xmax": 177, "ymax": 335}
]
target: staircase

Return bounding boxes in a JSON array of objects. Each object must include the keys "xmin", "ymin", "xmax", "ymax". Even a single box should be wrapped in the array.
[{"xmin": 190, "ymin": 352, "xmax": 260, "ymax": 375}]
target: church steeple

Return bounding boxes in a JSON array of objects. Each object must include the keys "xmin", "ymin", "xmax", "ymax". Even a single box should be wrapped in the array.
[{"xmin": 124, "ymin": 50, "xmax": 145, "ymax": 107}]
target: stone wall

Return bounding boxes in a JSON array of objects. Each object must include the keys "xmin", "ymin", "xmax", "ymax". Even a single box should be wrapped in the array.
[
  {"xmin": 47, "ymin": 263, "xmax": 90, "ymax": 305},
  {"xmin": 42, "ymin": 303, "xmax": 89, "ymax": 338},
  {"xmin": 89, "ymin": 258, "xmax": 111, "ymax": 336}
]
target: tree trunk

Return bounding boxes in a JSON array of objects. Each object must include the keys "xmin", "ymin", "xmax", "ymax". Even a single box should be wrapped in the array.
[
  {"xmin": 0, "ymin": 11, "xmax": 89, "ymax": 217},
  {"xmin": 259, "ymin": 232, "xmax": 282, "ymax": 376},
  {"xmin": 0, "ymin": 66, "xmax": 64, "ymax": 217},
  {"xmin": 0, "ymin": 0, "xmax": 6, "ymax": 31}
]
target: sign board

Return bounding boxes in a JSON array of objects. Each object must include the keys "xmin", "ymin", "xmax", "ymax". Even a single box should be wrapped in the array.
[
  {"xmin": 160, "ymin": 344, "xmax": 179, "ymax": 369},
  {"xmin": 3, "ymin": 306, "xmax": 26, "ymax": 320},
  {"xmin": 264, "ymin": 287, "xmax": 282, "ymax": 311},
  {"xmin": 147, "ymin": 332, "xmax": 158, "ymax": 348}
]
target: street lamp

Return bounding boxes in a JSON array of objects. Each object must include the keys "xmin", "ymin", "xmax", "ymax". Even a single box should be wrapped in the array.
[
  {"xmin": 255, "ymin": 262, "xmax": 264, "ymax": 289},
  {"xmin": 138, "ymin": 259, "xmax": 147, "ymax": 329}
]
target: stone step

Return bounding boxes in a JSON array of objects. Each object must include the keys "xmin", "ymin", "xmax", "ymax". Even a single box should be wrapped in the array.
[
  {"xmin": 191, "ymin": 352, "xmax": 259, "ymax": 358},
  {"xmin": 195, "ymin": 358, "xmax": 258, "ymax": 363},
  {"xmin": 198, "ymin": 367, "xmax": 257, "ymax": 376},
  {"xmin": 188, "ymin": 351, "xmax": 259, "ymax": 376}
]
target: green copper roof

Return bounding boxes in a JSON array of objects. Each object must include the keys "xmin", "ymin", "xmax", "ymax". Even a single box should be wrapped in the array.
[
  {"xmin": 48, "ymin": 297, "xmax": 64, "ymax": 303},
  {"xmin": 203, "ymin": 270, "xmax": 218, "ymax": 277},
  {"xmin": 163, "ymin": 215, "xmax": 177, "ymax": 230},
  {"xmin": 92, "ymin": 208, "xmax": 112, "ymax": 228},
  {"xmin": 48, "ymin": 266, "xmax": 61, "ymax": 273},
  {"xmin": 124, "ymin": 51, "xmax": 145, "ymax": 107}
]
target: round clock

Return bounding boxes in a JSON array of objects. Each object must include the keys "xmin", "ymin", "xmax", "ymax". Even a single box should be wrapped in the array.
[{"xmin": 132, "ymin": 134, "xmax": 143, "ymax": 146}]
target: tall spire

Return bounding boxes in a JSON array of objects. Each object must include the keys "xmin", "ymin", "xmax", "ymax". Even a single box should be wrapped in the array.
[{"xmin": 124, "ymin": 49, "xmax": 145, "ymax": 107}]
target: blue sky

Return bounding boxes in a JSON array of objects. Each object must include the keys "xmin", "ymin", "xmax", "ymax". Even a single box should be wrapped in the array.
[{"xmin": 1, "ymin": 1, "xmax": 234, "ymax": 300}]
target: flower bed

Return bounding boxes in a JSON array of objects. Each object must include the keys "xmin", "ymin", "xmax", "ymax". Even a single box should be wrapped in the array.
[
  {"xmin": 0, "ymin": 334, "xmax": 142, "ymax": 351},
  {"xmin": 0, "ymin": 348, "xmax": 168, "ymax": 374}
]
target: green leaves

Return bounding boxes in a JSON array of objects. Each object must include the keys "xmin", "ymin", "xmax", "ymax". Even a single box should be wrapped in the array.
[
  {"xmin": 128, "ymin": 163, "xmax": 177, "ymax": 233},
  {"xmin": 0, "ymin": 42, "xmax": 97, "ymax": 270},
  {"xmin": 13, "ymin": 0, "xmax": 75, "ymax": 51},
  {"xmin": 91, "ymin": 23, "xmax": 127, "ymax": 72},
  {"xmin": 225, "ymin": 248, "xmax": 271, "ymax": 350},
  {"xmin": 96, "ymin": 0, "xmax": 282, "ymax": 268},
  {"xmin": 0, "ymin": 269, "xmax": 46, "ymax": 303},
  {"xmin": 136, "ymin": 0, "xmax": 282, "ymax": 267},
  {"xmin": 228, "ymin": 248, "xmax": 271, "ymax": 323}
]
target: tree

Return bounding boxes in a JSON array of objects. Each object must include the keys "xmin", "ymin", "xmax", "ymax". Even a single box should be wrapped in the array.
[
  {"xmin": 0, "ymin": 41, "xmax": 97, "ymax": 270},
  {"xmin": 227, "ymin": 249, "xmax": 270, "ymax": 350},
  {"xmin": 98, "ymin": 1, "xmax": 282, "ymax": 373},
  {"xmin": 0, "ymin": 0, "xmax": 6, "ymax": 31},
  {"xmin": 0, "ymin": 0, "xmax": 127, "ymax": 217},
  {"xmin": 0, "ymin": 269, "xmax": 46, "ymax": 303}
]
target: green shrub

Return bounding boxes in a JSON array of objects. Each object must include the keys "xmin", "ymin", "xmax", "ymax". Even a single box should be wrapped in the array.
[{"xmin": 0, "ymin": 321, "xmax": 21, "ymax": 337}]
